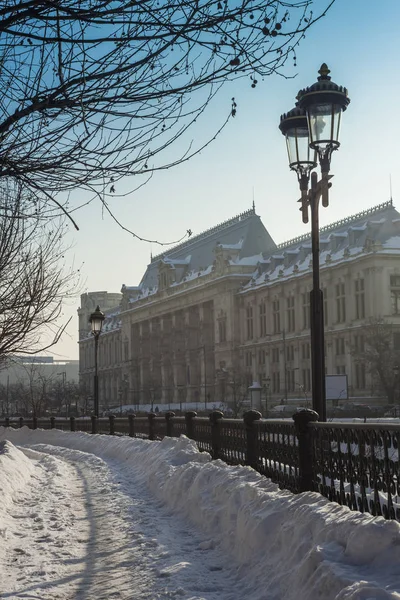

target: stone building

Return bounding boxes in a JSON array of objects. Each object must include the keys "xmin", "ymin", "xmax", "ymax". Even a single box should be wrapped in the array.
[{"xmin": 78, "ymin": 201, "xmax": 400, "ymax": 410}]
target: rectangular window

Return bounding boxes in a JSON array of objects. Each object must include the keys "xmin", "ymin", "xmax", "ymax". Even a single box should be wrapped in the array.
[
  {"xmin": 355, "ymin": 279, "xmax": 365, "ymax": 319},
  {"xmin": 272, "ymin": 300, "xmax": 281, "ymax": 334},
  {"xmin": 335, "ymin": 337, "xmax": 345, "ymax": 355},
  {"xmin": 323, "ymin": 287, "xmax": 328, "ymax": 327},
  {"xmin": 302, "ymin": 342, "xmax": 310, "ymax": 360},
  {"xmin": 245, "ymin": 351, "xmax": 253, "ymax": 368},
  {"xmin": 354, "ymin": 334, "xmax": 365, "ymax": 353},
  {"xmin": 259, "ymin": 302, "xmax": 267, "ymax": 337},
  {"xmin": 286, "ymin": 344, "xmax": 294, "ymax": 362},
  {"xmin": 394, "ymin": 333, "xmax": 400, "ymax": 351},
  {"xmin": 258, "ymin": 349, "xmax": 266, "ymax": 365},
  {"xmin": 246, "ymin": 306, "xmax": 254, "ymax": 340},
  {"xmin": 272, "ymin": 348, "xmax": 280, "ymax": 364},
  {"xmin": 218, "ymin": 318, "xmax": 227, "ymax": 343},
  {"xmin": 287, "ymin": 296, "xmax": 295, "ymax": 333},
  {"xmin": 302, "ymin": 292, "xmax": 310, "ymax": 330},
  {"xmin": 287, "ymin": 369, "xmax": 295, "ymax": 392},
  {"xmin": 302, "ymin": 368, "xmax": 311, "ymax": 392},
  {"xmin": 390, "ymin": 275, "xmax": 400, "ymax": 315},
  {"xmin": 336, "ymin": 282, "xmax": 346, "ymax": 323},
  {"xmin": 272, "ymin": 371, "xmax": 280, "ymax": 394},
  {"xmin": 355, "ymin": 362, "xmax": 366, "ymax": 389}
]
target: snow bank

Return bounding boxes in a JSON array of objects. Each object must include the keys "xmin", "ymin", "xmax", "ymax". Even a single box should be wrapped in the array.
[
  {"xmin": 0, "ymin": 439, "xmax": 35, "ymax": 518},
  {"xmin": 1, "ymin": 427, "xmax": 399, "ymax": 600}
]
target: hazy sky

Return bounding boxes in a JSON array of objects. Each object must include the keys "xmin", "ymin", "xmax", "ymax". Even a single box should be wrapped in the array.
[{"xmin": 53, "ymin": 0, "xmax": 400, "ymax": 360}]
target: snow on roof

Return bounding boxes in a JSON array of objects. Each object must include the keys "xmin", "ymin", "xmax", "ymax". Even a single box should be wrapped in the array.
[
  {"xmin": 245, "ymin": 244, "xmax": 366, "ymax": 290},
  {"xmin": 233, "ymin": 254, "xmax": 263, "ymax": 266},
  {"xmin": 331, "ymin": 231, "xmax": 348, "ymax": 237},
  {"xmin": 162, "ymin": 255, "xmax": 191, "ymax": 266},
  {"xmin": 383, "ymin": 236, "xmax": 400, "ymax": 250},
  {"xmin": 218, "ymin": 239, "xmax": 244, "ymax": 250},
  {"xmin": 369, "ymin": 218, "xmax": 386, "ymax": 224}
]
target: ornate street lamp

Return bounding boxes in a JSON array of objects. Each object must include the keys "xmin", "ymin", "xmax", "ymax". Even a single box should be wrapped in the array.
[
  {"xmin": 279, "ymin": 64, "xmax": 350, "ymax": 421},
  {"xmin": 89, "ymin": 305, "xmax": 105, "ymax": 418},
  {"xmin": 279, "ymin": 104, "xmax": 317, "ymax": 223}
]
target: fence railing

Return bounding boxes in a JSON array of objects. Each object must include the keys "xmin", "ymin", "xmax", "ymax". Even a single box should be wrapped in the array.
[{"xmin": 2, "ymin": 409, "xmax": 399, "ymax": 522}]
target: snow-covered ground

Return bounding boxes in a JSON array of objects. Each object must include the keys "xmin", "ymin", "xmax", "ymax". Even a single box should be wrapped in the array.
[{"xmin": 0, "ymin": 427, "xmax": 399, "ymax": 600}]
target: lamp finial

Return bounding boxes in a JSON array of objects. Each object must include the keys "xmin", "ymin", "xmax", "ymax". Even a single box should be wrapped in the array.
[{"xmin": 318, "ymin": 63, "xmax": 331, "ymax": 81}]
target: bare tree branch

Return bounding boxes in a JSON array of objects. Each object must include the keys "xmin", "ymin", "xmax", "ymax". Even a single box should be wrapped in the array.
[
  {"xmin": 0, "ymin": 181, "xmax": 81, "ymax": 362},
  {"xmin": 0, "ymin": 0, "xmax": 336, "ymax": 229}
]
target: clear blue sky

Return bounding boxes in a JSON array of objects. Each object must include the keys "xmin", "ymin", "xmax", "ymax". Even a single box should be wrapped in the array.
[{"xmin": 54, "ymin": 0, "xmax": 400, "ymax": 360}]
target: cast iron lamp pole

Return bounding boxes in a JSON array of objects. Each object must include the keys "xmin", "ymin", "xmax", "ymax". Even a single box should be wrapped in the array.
[
  {"xmin": 279, "ymin": 64, "xmax": 350, "ymax": 421},
  {"xmin": 89, "ymin": 305, "xmax": 105, "ymax": 418}
]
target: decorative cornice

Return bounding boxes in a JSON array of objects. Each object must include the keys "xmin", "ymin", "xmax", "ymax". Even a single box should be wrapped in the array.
[{"xmin": 277, "ymin": 200, "xmax": 394, "ymax": 250}]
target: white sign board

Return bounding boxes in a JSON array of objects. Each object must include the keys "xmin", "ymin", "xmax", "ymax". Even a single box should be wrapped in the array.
[{"xmin": 325, "ymin": 375, "xmax": 348, "ymax": 401}]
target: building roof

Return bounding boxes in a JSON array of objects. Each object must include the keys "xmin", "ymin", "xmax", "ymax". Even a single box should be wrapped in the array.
[
  {"xmin": 244, "ymin": 200, "xmax": 400, "ymax": 290},
  {"xmin": 85, "ymin": 200, "xmax": 400, "ymax": 334},
  {"xmin": 138, "ymin": 206, "xmax": 277, "ymax": 291}
]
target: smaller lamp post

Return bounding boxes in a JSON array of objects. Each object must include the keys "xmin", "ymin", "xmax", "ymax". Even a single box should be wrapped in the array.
[
  {"xmin": 118, "ymin": 387, "xmax": 123, "ymax": 415},
  {"xmin": 177, "ymin": 384, "xmax": 184, "ymax": 413},
  {"xmin": 264, "ymin": 376, "xmax": 271, "ymax": 416},
  {"xmin": 89, "ymin": 305, "xmax": 105, "ymax": 418},
  {"xmin": 248, "ymin": 381, "xmax": 262, "ymax": 412}
]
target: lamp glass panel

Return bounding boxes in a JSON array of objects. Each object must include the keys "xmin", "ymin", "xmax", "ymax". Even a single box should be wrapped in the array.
[
  {"xmin": 91, "ymin": 316, "xmax": 103, "ymax": 334},
  {"xmin": 285, "ymin": 126, "xmax": 315, "ymax": 168},
  {"xmin": 307, "ymin": 103, "xmax": 342, "ymax": 149}
]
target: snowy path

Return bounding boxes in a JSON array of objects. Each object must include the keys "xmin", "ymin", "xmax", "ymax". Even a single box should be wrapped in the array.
[
  {"xmin": 1, "ymin": 428, "xmax": 400, "ymax": 600},
  {"xmin": 1, "ymin": 443, "xmax": 248, "ymax": 600}
]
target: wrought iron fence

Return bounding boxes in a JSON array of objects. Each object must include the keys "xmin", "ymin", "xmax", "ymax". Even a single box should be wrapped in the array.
[
  {"xmin": 311, "ymin": 421, "xmax": 400, "ymax": 521},
  {"xmin": 1, "ymin": 410, "xmax": 399, "ymax": 522}
]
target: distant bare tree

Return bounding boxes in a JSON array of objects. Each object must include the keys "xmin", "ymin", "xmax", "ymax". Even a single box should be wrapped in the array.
[
  {"xmin": 0, "ymin": 0, "xmax": 335, "ymax": 226},
  {"xmin": 226, "ymin": 370, "xmax": 249, "ymax": 417},
  {"xmin": 12, "ymin": 364, "xmax": 51, "ymax": 417},
  {"xmin": 0, "ymin": 183, "xmax": 81, "ymax": 363},
  {"xmin": 352, "ymin": 318, "xmax": 400, "ymax": 405}
]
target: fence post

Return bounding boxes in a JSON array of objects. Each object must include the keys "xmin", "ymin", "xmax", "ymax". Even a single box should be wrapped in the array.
[
  {"xmin": 19, "ymin": 417, "xmax": 24, "ymax": 428},
  {"xmin": 148, "ymin": 412, "xmax": 156, "ymax": 440},
  {"xmin": 5, "ymin": 417, "xmax": 10, "ymax": 428},
  {"xmin": 165, "ymin": 411, "xmax": 175, "ymax": 437},
  {"xmin": 243, "ymin": 410, "xmax": 262, "ymax": 469},
  {"xmin": 109, "ymin": 415, "xmax": 115, "ymax": 435},
  {"xmin": 209, "ymin": 410, "xmax": 224, "ymax": 460},
  {"xmin": 91, "ymin": 415, "xmax": 97, "ymax": 434},
  {"xmin": 293, "ymin": 409, "xmax": 319, "ymax": 492},
  {"xmin": 185, "ymin": 411, "xmax": 197, "ymax": 439},
  {"xmin": 33, "ymin": 416, "xmax": 38, "ymax": 430},
  {"xmin": 128, "ymin": 414, "xmax": 135, "ymax": 437},
  {"xmin": 70, "ymin": 416, "xmax": 75, "ymax": 432},
  {"xmin": 50, "ymin": 416, "xmax": 55, "ymax": 429}
]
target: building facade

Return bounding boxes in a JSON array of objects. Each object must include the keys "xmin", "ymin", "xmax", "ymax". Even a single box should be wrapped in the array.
[{"xmin": 78, "ymin": 201, "xmax": 400, "ymax": 410}]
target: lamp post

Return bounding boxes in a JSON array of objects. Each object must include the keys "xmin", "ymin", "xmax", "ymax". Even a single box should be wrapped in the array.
[
  {"xmin": 89, "ymin": 305, "xmax": 105, "ymax": 418},
  {"xmin": 393, "ymin": 365, "xmax": 399, "ymax": 415},
  {"xmin": 279, "ymin": 64, "xmax": 350, "ymax": 422},
  {"xmin": 264, "ymin": 376, "xmax": 271, "ymax": 417}
]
